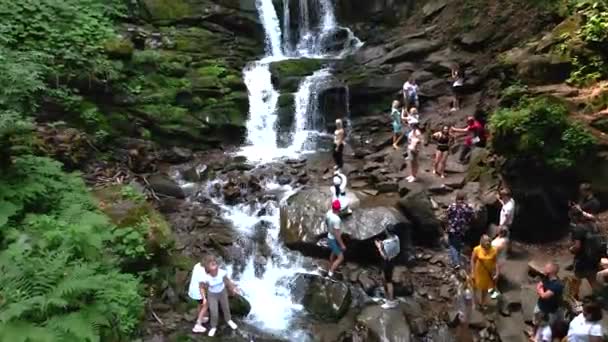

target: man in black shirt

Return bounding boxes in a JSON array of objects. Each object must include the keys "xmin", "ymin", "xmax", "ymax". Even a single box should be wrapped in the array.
[
  {"xmin": 569, "ymin": 215, "xmax": 600, "ymax": 299},
  {"xmin": 573, "ymin": 183, "xmax": 600, "ymax": 223},
  {"xmin": 534, "ymin": 262, "xmax": 564, "ymax": 325}
]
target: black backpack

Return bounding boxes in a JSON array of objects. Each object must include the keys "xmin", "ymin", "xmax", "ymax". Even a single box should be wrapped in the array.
[{"xmin": 584, "ymin": 229, "xmax": 607, "ymax": 262}]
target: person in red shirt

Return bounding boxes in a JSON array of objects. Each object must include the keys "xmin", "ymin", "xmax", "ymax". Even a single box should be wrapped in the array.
[{"xmin": 451, "ymin": 116, "xmax": 486, "ymax": 163}]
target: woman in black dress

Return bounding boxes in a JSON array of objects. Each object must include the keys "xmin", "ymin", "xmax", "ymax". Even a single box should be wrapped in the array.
[{"xmin": 432, "ymin": 125, "xmax": 452, "ymax": 178}]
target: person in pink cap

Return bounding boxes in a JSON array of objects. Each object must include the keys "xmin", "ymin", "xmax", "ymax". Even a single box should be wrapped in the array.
[{"xmin": 326, "ymin": 199, "xmax": 347, "ymax": 278}]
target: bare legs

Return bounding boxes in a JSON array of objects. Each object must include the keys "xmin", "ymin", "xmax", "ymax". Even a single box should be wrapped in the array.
[
  {"xmin": 329, "ymin": 253, "xmax": 344, "ymax": 275},
  {"xmin": 433, "ymin": 150, "xmax": 448, "ymax": 177},
  {"xmin": 393, "ymin": 133, "xmax": 404, "ymax": 149},
  {"xmin": 409, "ymin": 154, "xmax": 418, "ymax": 181}
]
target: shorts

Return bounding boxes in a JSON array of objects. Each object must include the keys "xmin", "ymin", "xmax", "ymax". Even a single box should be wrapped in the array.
[
  {"xmin": 452, "ymin": 85, "xmax": 466, "ymax": 96},
  {"xmin": 328, "ymin": 238, "xmax": 343, "ymax": 256},
  {"xmin": 384, "ymin": 258, "xmax": 395, "ymax": 283},
  {"xmin": 437, "ymin": 145, "xmax": 449, "ymax": 152}
]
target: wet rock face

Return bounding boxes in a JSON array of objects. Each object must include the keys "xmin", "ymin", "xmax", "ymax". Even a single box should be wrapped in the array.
[
  {"xmin": 398, "ymin": 189, "xmax": 441, "ymax": 245},
  {"xmin": 357, "ymin": 304, "xmax": 411, "ymax": 342},
  {"xmin": 291, "ymin": 273, "xmax": 352, "ymax": 321}
]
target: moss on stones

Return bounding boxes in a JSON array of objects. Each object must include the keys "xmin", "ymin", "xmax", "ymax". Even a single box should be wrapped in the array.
[
  {"xmin": 141, "ymin": 0, "xmax": 194, "ymax": 23},
  {"xmin": 104, "ymin": 36, "xmax": 135, "ymax": 59},
  {"xmin": 269, "ymin": 58, "xmax": 324, "ymax": 80}
]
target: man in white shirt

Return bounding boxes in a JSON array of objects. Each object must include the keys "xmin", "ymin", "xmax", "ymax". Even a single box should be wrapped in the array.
[
  {"xmin": 497, "ymin": 188, "xmax": 515, "ymax": 253},
  {"xmin": 187, "ymin": 261, "xmax": 209, "ymax": 333},
  {"xmin": 327, "ymin": 200, "xmax": 347, "ymax": 278},
  {"xmin": 402, "ymin": 77, "xmax": 419, "ymax": 110}
]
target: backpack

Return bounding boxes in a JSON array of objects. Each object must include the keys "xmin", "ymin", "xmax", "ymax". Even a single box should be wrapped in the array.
[
  {"xmin": 584, "ymin": 230, "xmax": 606, "ymax": 262},
  {"xmin": 382, "ymin": 235, "xmax": 400, "ymax": 260}
]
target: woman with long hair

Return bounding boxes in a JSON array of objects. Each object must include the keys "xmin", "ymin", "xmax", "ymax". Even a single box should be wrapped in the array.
[
  {"xmin": 333, "ymin": 119, "xmax": 345, "ymax": 170},
  {"xmin": 432, "ymin": 125, "xmax": 451, "ymax": 178},
  {"xmin": 406, "ymin": 118, "xmax": 422, "ymax": 183}
]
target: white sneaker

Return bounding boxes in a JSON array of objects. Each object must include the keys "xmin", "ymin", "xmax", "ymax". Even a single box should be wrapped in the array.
[
  {"xmin": 381, "ymin": 300, "xmax": 398, "ymax": 309},
  {"xmin": 208, "ymin": 328, "xmax": 217, "ymax": 337},
  {"xmin": 490, "ymin": 289, "xmax": 500, "ymax": 299},
  {"xmin": 328, "ymin": 271, "xmax": 334, "ymax": 278},
  {"xmin": 227, "ymin": 320, "xmax": 238, "ymax": 330},
  {"xmin": 192, "ymin": 324, "xmax": 206, "ymax": 333},
  {"xmin": 407, "ymin": 176, "xmax": 417, "ymax": 183}
]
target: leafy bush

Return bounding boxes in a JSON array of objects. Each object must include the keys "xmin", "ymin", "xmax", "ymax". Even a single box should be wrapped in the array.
[
  {"xmin": 490, "ymin": 96, "xmax": 596, "ymax": 169},
  {"xmin": 0, "ymin": 156, "xmax": 144, "ymax": 341}
]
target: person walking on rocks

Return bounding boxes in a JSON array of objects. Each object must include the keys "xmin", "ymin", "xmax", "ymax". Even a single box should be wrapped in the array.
[
  {"xmin": 374, "ymin": 227, "xmax": 401, "ymax": 309},
  {"xmin": 390, "ymin": 100, "xmax": 404, "ymax": 149},
  {"xmin": 570, "ymin": 182, "xmax": 600, "ymax": 225},
  {"xmin": 451, "ymin": 116, "xmax": 486, "ymax": 164},
  {"xmin": 470, "ymin": 235, "xmax": 498, "ymax": 310},
  {"xmin": 406, "ymin": 118, "xmax": 422, "ymax": 183},
  {"xmin": 333, "ymin": 119, "xmax": 345, "ymax": 171},
  {"xmin": 200, "ymin": 255, "xmax": 239, "ymax": 337},
  {"xmin": 446, "ymin": 191, "xmax": 475, "ymax": 269},
  {"xmin": 188, "ymin": 260, "xmax": 209, "ymax": 333},
  {"xmin": 432, "ymin": 125, "xmax": 452, "ymax": 178},
  {"xmin": 402, "ymin": 76, "xmax": 419, "ymax": 110},
  {"xmin": 488, "ymin": 227, "xmax": 509, "ymax": 299},
  {"xmin": 451, "ymin": 65, "xmax": 465, "ymax": 112},
  {"xmin": 326, "ymin": 200, "xmax": 346, "ymax": 278}
]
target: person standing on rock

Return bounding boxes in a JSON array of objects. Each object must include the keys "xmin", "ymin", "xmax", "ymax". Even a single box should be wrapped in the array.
[
  {"xmin": 390, "ymin": 100, "xmax": 404, "ymax": 149},
  {"xmin": 406, "ymin": 118, "xmax": 422, "ymax": 183},
  {"xmin": 402, "ymin": 76, "xmax": 419, "ymax": 111},
  {"xmin": 570, "ymin": 182, "xmax": 600, "ymax": 226},
  {"xmin": 470, "ymin": 235, "xmax": 498, "ymax": 311},
  {"xmin": 488, "ymin": 227, "xmax": 509, "ymax": 299},
  {"xmin": 331, "ymin": 169, "xmax": 352, "ymax": 215},
  {"xmin": 188, "ymin": 260, "xmax": 209, "ymax": 333},
  {"xmin": 432, "ymin": 126, "xmax": 452, "ymax": 178},
  {"xmin": 450, "ymin": 116, "xmax": 486, "ymax": 164},
  {"xmin": 451, "ymin": 65, "xmax": 465, "ymax": 112},
  {"xmin": 446, "ymin": 191, "xmax": 475, "ymax": 269},
  {"xmin": 201, "ymin": 255, "xmax": 239, "ymax": 337},
  {"xmin": 326, "ymin": 200, "xmax": 346, "ymax": 279},
  {"xmin": 569, "ymin": 210, "xmax": 601, "ymax": 300},
  {"xmin": 374, "ymin": 227, "xmax": 401, "ymax": 309},
  {"xmin": 333, "ymin": 119, "xmax": 345, "ymax": 171},
  {"xmin": 534, "ymin": 262, "xmax": 564, "ymax": 331}
]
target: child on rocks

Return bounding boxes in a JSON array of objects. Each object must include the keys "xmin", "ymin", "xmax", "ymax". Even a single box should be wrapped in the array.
[
  {"xmin": 201, "ymin": 255, "xmax": 240, "ymax": 337},
  {"xmin": 188, "ymin": 260, "xmax": 209, "ymax": 333}
]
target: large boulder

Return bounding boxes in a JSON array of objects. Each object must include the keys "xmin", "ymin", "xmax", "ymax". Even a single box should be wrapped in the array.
[
  {"xmin": 291, "ymin": 273, "xmax": 352, "ymax": 321},
  {"xmin": 357, "ymin": 305, "xmax": 411, "ymax": 342},
  {"xmin": 229, "ymin": 293, "xmax": 252, "ymax": 317},
  {"xmin": 397, "ymin": 189, "xmax": 441, "ymax": 244},
  {"xmin": 500, "ymin": 47, "xmax": 571, "ymax": 85},
  {"xmin": 279, "ymin": 187, "xmax": 407, "ymax": 257},
  {"xmin": 269, "ymin": 58, "xmax": 325, "ymax": 92},
  {"xmin": 148, "ymin": 174, "xmax": 186, "ymax": 198}
]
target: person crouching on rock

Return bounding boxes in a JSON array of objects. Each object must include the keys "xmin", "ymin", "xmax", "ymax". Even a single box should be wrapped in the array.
[
  {"xmin": 326, "ymin": 200, "xmax": 346, "ymax": 279},
  {"xmin": 470, "ymin": 235, "xmax": 498, "ymax": 311},
  {"xmin": 331, "ymin": 169, "xmax": 352, "ymax": 215},
  {"xmin": 201, "ymin": 255, "xmax": 239, "ymax": 337},
  {"xmin": 406, "ymin": 118, "xmax": 422, "ymax": 183},
  {"xmin": 188, "ymin": 260, "xmax": 209, "ymax": 333},
  {"xmin": 390, "ymin": 100, "xmax": 405, "ymax": 149},
  {"xmin": 374, "ymin": 227, "xmax": 401, "ymax": 309},
  {"xmin": 333, "ymin": 119, "xmax": 345, "ymax": 171}
]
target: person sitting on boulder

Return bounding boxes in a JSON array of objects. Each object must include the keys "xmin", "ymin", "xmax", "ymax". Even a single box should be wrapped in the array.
[
  {"xmin": 331, "ymin": 169, "xmax": 352, "ymax": 215},
  {"xmin": 402, "ymin": 76, "xmax": 419, "ymax": 111},
  {"xmin": 200, "ymin": 255, "xmax": 239, "ymax": 337},
  {"xmin": 326, "ymin": 200, "xmax": 347, "ymax": 279},
  {"xmin": 374, "ymin": 226, "xmax": 401, "ymax": 309},
  {"xmin": 188, "ymin": 260, "xmax": 209, "ymax": 333}
]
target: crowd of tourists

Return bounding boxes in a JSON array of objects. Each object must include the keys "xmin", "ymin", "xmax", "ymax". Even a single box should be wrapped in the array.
[{"xmin": 325, "ymin": 67, "xmax": 607, "ymax": 341}]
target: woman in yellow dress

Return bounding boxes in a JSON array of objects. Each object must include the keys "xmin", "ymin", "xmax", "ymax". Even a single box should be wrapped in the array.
[{"xmin": 470, "ymin": 235, "xmax": 498, "ymax": 310}]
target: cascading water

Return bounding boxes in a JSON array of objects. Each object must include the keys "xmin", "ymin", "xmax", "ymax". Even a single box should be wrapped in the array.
[{"xmin": 199, "ymin": 0, "xmax": 364, "ymax": 337}]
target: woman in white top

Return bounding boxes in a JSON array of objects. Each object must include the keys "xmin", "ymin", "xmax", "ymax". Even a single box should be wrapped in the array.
[
  {"xmin": 451, "ymin": 65, "xmax": 465, "ymax": 112},
  {"xmin": 406, "ymin": 118, "xmax": 422, "ymax": 183},
  {"xmin": 188, "ymin": 261, "xmax": 209, "ymax": 333},
  {"xmin": 489, "ymin": 227, "xmax": 509, "ymax": 299},
  {"xmin": 567, "ymin": 298, "xmax": 603, "ymax": 342},
  {"xmin": 201, "ymin": 255, "xmax": 240, "ymax": 337},
  {"xmin": 333, "ymin": 119, "xmax": 345, "ymax": 170},
  {"xmin": 330, "ymin": 170, "xmax": 351, "ymax": 215}
]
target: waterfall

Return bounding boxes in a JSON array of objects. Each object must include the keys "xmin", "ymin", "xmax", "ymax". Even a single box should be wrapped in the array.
[{"xmin": 257, "ymin": 0, "xmax": 284, "ymax": 57}]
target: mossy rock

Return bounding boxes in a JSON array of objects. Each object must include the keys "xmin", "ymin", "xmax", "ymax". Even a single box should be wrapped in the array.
[
  {"xmin": 104, "ymin": 36, "xmax": 135, "ymax": 59},
  {"xmin": 229, "ymin": 294, "xmax": 252, "ymax": 317},
  {"xmin": 276, "ymin": 93, "xmax": 295, "ymax": 131},
  {"xmin": 537, "ymin": 14, "xmax": 582, "ymax": 53},
  {"xmin": 141, "ymin": 0, "xmax": 195, "ymax": 23},
  {"xmin": 167, "ymin": 27, "xmax": 224, "ymax": 53},
  {"xmin": 269, "ymin": 58, "xmax": 325, "ymax": 90},
  {"xmin": 95, "ymin": 185, "xmax": 174, "ymax": 253},
  {"xmin": 278, "ymin": 93, "xmax": 294, "ymax": 108}
]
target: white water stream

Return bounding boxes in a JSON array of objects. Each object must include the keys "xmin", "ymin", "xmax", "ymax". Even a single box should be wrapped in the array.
[{"xmin": 203, "ymin": 0, "xmax": 363, "ymax": 336}]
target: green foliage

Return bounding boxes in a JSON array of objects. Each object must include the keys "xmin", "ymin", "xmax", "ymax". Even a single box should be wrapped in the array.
[
  {"xmin": 555, "ymin": 0, "xmax": 608, "ymax": 85},
  {"xmin": 0, "ymin": 156, "xmax": 144, "ymax": 341},
  {"xmin": 490, "ymin": 96, "xmax": 596, "ymax": 169},
  {"xmin": 120, "ymin": 185, "xmax": 146, "ymax": 203}
]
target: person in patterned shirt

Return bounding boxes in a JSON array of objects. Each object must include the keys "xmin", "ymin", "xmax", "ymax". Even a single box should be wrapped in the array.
[{"xmin": 447, "ymin": 191, "xmax": 475, "ymax": 269}]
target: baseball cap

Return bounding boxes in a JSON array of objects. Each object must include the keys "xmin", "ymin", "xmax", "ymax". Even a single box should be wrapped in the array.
[{"xmin": 332, "ymin": 200, "xmax": 341, "ymax": 211}]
